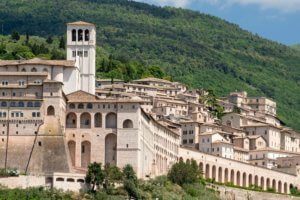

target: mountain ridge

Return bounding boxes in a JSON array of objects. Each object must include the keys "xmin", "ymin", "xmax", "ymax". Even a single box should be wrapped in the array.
[{"xmin": 0, "ymin": 0, "xmax": 300, "ymax": 130}]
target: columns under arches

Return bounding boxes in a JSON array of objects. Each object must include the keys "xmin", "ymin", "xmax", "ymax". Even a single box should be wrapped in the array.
[
  {"xmin": 261, "ymin": 177, "xmax": 265, "ymax": 190},
  {"xmin": 236, "ymin": 171, "xmax": 241, "ymax": 186},
  {"xmin": 218, "ymin": 167, "xmax": 223, "ymax": 183},
  {"xmin": 230, "ymin": 169, "xmax": 235, "ymax": 184},
  {"xmin": 224, "ymin": 168, "xmax": 229, "ymax": 183},
  {"xmin": 212, "ymin": 165, "xmax": 216, "ymax": 181},
  {"xmin": 242, "ymin": 172, "xmax": 247, "ymax": 187},
  {"xmin": 205, "ymin": 164, "xmax": 210, "ymax": 179}
]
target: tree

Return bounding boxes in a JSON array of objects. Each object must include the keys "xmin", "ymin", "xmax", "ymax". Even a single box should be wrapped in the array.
[
  {"xmin": 103, "ymin": 163, "xmax": 123, "ymax": 193},
  {"xmin": 167, "ymin": 159, "xmax": 202, "ymax": 186},
  {"xmin": 59, "ymin": 36, "xmax": 65, "ymax": 49},
  {"xmin": 11, "ymin": 31, "xmax": 20, "ymax": 41},
  {"xmin": 25, "ymin": 32, "xmax": 29, "ymax": 45},
  {"xmin": 123, "ymin": 164, "xmax": 140, "ymax": 199},
  {"xmin": 147, "ymin": 65, "xmax": 165, "ymax": 79},
  {"xmin": 85, "ymin": 162, "xmax": 105, "ymax": 192},
  {"xmin": 46, "ymin": 36, "xmax": 53, "ymax": 44}
]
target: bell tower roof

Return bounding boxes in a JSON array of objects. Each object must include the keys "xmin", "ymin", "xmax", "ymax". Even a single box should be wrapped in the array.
[{"xmin": 67, "ymin": 21, "xmax": 95, "ymax": 27}]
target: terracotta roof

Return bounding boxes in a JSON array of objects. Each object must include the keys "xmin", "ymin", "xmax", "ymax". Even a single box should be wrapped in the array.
[
  {"xmin": 97, "ymin": 79, "xmax": 123, "ymax": 82},
  {"xmin": 0, "ymin": 58, "xmax": 75, "ymax": 67},
  {"xmin": 67, "ymin": 90, "xmax": 99, "ymax": 102},
  {"xmin": 212, "ymin": 140, "xmax": 232, "ymax": 145},
  {"xmin": 133, "ymin": 77, "xmax": 172, "ymax": 84},
  {"xmin": 234, "ymin": 146, "xmax": 249, "ymax": 152},
  {"xmin": 67, "ymin": 90, "xmax": 146, "ymax": 103},
  {"xmin": 67, "ymin": 21, "xmax": 95, "ymax": 26}
]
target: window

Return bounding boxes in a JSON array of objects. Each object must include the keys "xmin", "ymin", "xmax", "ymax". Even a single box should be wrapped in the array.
[
  {"xmin": 84, "ymin": 51, "xmax": 88, "ymax": 57},
  {"xmin": 10, "ymin": 102, "xmax": 16, "ymax": 107},
  {"xmin": 189, "ymin": 139, "xmax": 193, "ymax": 144},
  {"xmin": 77, "ymin": 51, "xmax": 83, "ymax": 57},
  {"xmin": 78, "ymin": 103, "xmax": 84, "ymax": 109},
  {"xmin": 1, "ymin": 102, "xmax": 7, "ymax": 107},
  {"xmin": 182, "ymin": 139, "xmax": 187, "ymax": 144},
  {"xmin": 84, "ymin": 29, "xmax": 89, "ymax": 41},
  {"xmin": 72, "ymin": 29, "xmax": 76, "ymax": 41},
  {"xmin": 69, "ymin": 103, "xmax": 75, "ymax": 109},
  {"xmin": 32, "ymin": 112, "xmax": 36, "ymax": 117},
  {"xmin": 37, "ymin": 112, "xmax": 40, "ymax": 117},
  {"xmin": 72, "ymin": 51, "xmax": 76, "ymax": 57},
  {"xmin": 18, "ymin": 102, "xmax": 24, "ymax": 107},
  {"xmin": 78, "ymin": 29, "xmax": 83, "ymax": 41},
  {"xmin": 27, "ymin": 102, "xmax": 33, "ymax": 107},
  {"xmin": 87, "ymin": 103, "xmax": 93, "ymax": 109},
  {"xmin": 18, "ymin": 80, "xmax": 25, "ymax": 86},
  {"xmin": 31, "ymin": 68, "xmax": 37, "ymax": 72},
  {"xmin": 34, "ymin": 102, "xmax": 41, "ymax": 107}
]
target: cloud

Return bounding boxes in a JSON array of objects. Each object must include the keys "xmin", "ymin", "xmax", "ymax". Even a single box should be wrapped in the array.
[
  {"xmin": 136, "ymin": 0, "xmax": 191, "ymax": 8},
  {"xmin": 136, "ymin": 0, "xmax": 300, "ymax": 12}
]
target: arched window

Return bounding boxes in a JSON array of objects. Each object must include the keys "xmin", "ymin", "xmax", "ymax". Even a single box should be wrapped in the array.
[
  {"xmin": 78, "ymin": 103, "xmax": 84, "ymax": 109},
  {"xmin": 1, "ymin": 102, "xmax": 7, "ymax": 107},
  {"xmin": 72, "ymin": 29, "xmax": 76, "ymax": 41},
  {"xmin": 123, "ymin": 119, "xmax": 133, "ymax": 128},
  {"xmin": 66, "ymin": 113, "xmax": 77, "ymax": 128},
  {"xmin": 78, "ymin": 29, "xmax": 83, "ymax": 41},
  {"xmin": 87, "ymin": 103, "xmax": 93, "ymax": 109},
  {"xmin": 27, "ymin": 102, "xmax": 33, "ymax": 107},
  {"xmin": 34, "ymin": 102, "xmax": 41, "ymax": 107},
  {"xmin": 69, "ymin": 103, "xmax": 75, "ymax": 109},
  {"xmin": 67, "ymin": 178, "xmax": 75, "ymax": 182},
  {"xmin": 80, "ymin": 113, "xmax": 91, "ymax": 129},
  {"xmin": 85, "ymin": 29, "xmax": 90, "ymax": 41},
  {"xmin": 31, "ymin": 68, "xmax": 37, "ymax": 72},
  {"xmin": 105, "ymin": 113, "xmax": 117, "ymax": 128},
  {"xmin": 18, "ymin": 102, "xmax": 24, "ymax": 107},
  {"xmin": 43, "ymin": 68, "xmax": 48, "ymax": 72},
  {"xmin": 94, "ymin": 113, "xmax": 102, "ymax": 128},
  {"xmin": 56, "ymin": 178, "xmax": 64, "ymax": 182},
  {"xmin": 21, "ymin": 68, "xmax": 26, "ymax": 72},
  {"xmin": 47, "ymin": 106, "xmax": 55, "ymax": 116}
]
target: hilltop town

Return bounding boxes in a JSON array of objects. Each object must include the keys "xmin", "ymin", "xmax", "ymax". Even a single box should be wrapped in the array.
[{"xmin": 0, "ymin": 21, "xmax": 299, "ymax": 195}]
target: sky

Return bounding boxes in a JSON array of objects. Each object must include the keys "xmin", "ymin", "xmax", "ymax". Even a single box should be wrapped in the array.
[{"xmin": 135, "ymin": 0, "xmax": 300, "ymax": 45}]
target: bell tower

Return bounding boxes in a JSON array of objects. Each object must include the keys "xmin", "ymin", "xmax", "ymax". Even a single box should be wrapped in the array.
[{"xmin": 66, "ymin": 21, "xmax": 96, "ymax": 94}]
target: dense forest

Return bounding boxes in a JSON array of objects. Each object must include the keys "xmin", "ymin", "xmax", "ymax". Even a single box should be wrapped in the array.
[{"xmin": 0, "ymin": 0, "xmax": 300, "ymax": 130}]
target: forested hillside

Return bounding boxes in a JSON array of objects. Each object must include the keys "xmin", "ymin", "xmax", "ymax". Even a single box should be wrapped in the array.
[
  {"xmin": 291, "ymin": 44, "xmax": 300, "ymax": 51},
  {"xmin": 0, "ymin": 0, "xmax": 300, "ymax": 130}
]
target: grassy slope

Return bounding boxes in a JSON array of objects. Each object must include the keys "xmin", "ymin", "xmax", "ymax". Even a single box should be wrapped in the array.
[{"xmin": 0, "ymin": 0, "xmax": 300, "ymax": 130}]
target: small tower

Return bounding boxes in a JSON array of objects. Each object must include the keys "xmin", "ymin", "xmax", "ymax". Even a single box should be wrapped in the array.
[{"xmin": 66, "ymin": 21, "xmax": 96, "ymax": 94}]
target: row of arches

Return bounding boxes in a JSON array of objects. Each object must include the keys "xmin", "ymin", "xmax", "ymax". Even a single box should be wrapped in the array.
[
  {"xmin": 200, "ymin": 162, "xmax": 290, "ymax": 193},
  {"xmin": 21, "ymin": 67, "xmax": 48, "ymax": 73},
  {"xmin": 66, "ymin": 112, "xmax": 133, "ymax": 129},
  {"xmin": 68, "ymin": 133, "xmax": 117, "ymax": 168},
  {"xmin": 72, "ymin": 29, "xmax": 89, "ymax": 42}
]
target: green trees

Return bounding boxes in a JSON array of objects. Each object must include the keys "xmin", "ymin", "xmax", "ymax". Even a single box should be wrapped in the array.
[
  {"xmin": 167, "ymin": 159, "xmax": 203, "ymax": 186},
  {"xmin": 85, "ymin": 162, "xmax": 105, "ymax": 192},
  {"xmin": 200, "ymin": 90, "xmax": 225, "ymax": 119},
  {"xmin": 11, "ymin": 31, "xmax": 20, "ymax": 41}
]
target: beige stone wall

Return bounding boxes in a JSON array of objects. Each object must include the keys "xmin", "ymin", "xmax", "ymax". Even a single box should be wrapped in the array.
[{"xmin": 179, "ymin": 147, "xmax": 300, "ymax": 194}]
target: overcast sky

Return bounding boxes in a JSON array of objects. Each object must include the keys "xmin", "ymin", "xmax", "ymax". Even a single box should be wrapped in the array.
[{"xmin": 135, "ymin": 0, "xmax": 300, "ymax": 45}]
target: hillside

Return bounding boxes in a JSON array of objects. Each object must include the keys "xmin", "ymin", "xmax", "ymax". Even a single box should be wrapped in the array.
[
  {"xmin": 291, "ymin": 44, "xmax": 300, "ymax": 51},
  {"xmin": 0, "ymin": 0, "xmax": 300, "ymax": 130}
]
